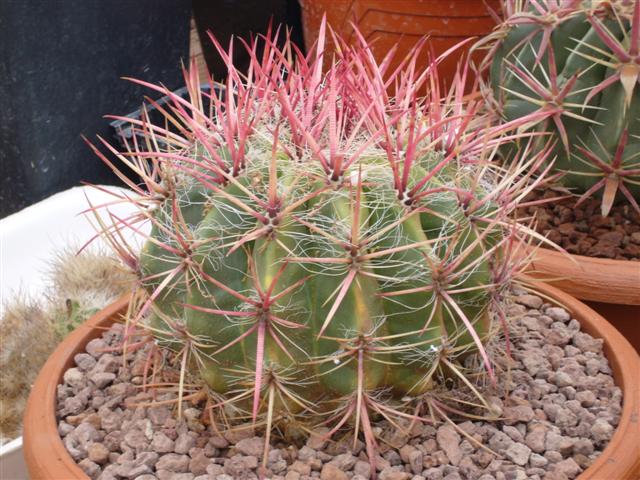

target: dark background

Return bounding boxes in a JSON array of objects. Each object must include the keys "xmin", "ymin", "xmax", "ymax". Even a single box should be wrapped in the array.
[{"xmin": 0, "ymin": 0, "xmax": 303, "ymax": 218}]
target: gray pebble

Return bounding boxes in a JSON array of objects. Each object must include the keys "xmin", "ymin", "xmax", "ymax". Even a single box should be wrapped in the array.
[{"xmin": 546, "ymin": 307, "xmax": 570, "ymax": 322}]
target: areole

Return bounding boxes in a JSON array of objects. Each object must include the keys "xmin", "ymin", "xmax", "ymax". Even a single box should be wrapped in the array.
[{"xmin": 22, "ymin": 282, "xmax": 640, "ymax": 479}]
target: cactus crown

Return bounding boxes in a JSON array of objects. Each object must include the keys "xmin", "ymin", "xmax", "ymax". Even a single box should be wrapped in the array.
[
  {"xmin": 90, "ymin": 22, "xmax": 546, "ymax": 470},
  {"xmin": 475, "ymin": 0, "xmax": 640, "ymax": 216}
]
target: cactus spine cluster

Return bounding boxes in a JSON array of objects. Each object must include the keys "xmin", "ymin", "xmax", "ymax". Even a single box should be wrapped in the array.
[
  {"xmin": 91, "ymin": 23, "xmax": 544, "ymax": 468},
  {"xmin": 476, "ymin": 0, "xmax": 640, "ymax": 216}
]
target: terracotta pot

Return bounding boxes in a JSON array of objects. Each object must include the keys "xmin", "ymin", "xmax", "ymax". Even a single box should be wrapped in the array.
[
  {"xmin": 527, "ymin": 247, "xmax": 640, "ymax": 352},
  {"xmin": 23, "ymin": 296, "xmax": 129, "ymax": 480},
  {"xmin": 299, "ymin": 0, "xmax": 500, "ymax": 89},
  {"xmin": 584, "ymin": 301, "xmax": 640, "ymax": 355},
  {"xmin": 23, "ymin": 286, "xmax": 640, "ymax": 479}
]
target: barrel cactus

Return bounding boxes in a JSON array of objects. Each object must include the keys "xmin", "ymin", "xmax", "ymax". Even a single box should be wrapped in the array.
[
  {"xmin": 475, "ymin": 0, "xmax": 640, "ymax": 216},
  {"xmin": 90, "ymin": 23, "xmax": 546, "ymax": 470}
]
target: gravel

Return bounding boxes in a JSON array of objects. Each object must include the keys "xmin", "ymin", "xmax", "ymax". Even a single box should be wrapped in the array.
[
  {"xmin": 57, "ymin": 292, "xmax": 621, "ymax": 480},
  {"xmin": 519, "ymin": 190, "xmax": 640, "ymax": 260}
]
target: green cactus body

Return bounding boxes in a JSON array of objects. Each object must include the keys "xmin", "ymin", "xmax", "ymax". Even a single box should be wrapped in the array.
[
  {"xmin": 484, "ymin": 1, "xmax": 640, "ymax": 215},
  {"xmin": 135, "ymin": 154, "xmax": 500, "ymax": 406},
  {"xmin": 373, "ymin": 205, "xmax": 442, "ymax": 395}
]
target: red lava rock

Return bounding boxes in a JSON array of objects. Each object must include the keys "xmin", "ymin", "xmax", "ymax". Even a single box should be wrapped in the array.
[
  {"xmin": 519, "ymin": 192, "xmax": 640, "ymax": 260},
  {"xmin": 599, "ymin": 230, "xmax": 624, "ymax": 245},
  {"xmin": 557, "ymin": 223, "xmax": 575, "ymax": 235},
  {"xmin": 546, "ymin": 229, "xmax": 562, "ymax": 244}
]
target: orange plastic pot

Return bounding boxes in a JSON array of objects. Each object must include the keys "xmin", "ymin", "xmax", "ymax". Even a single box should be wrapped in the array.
[
  {"xmin": 23, "ymin": 285, "xmax": 640, "ymax": 479},
  {"xmin": 527, "ymin": 247, "xmax": 640, "ymax": 352},
  {"xmin": 299, "ymin": 0, "xmax": 500, "ymax": 89}
]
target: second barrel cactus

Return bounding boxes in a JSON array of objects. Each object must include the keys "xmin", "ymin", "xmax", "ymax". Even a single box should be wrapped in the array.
[{"xmin": 476, "ymin": 0, "xmax": 640, "ymax": 216}]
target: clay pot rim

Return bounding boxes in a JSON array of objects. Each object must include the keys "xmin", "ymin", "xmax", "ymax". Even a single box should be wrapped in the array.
[
  {"xmin": 23, "ymin": 284, "xmax": 640, "ymax": 479},
  {"xmin": 23, "ymin": 296, "xmax": 130, "ymax": 479},
  {"xmin": 526, "ymin": 245, "xmax": 640, "ymax": 305},
  {"xmin": 536, "ymin": 244, "xmax": 638, "ymax": 268}
]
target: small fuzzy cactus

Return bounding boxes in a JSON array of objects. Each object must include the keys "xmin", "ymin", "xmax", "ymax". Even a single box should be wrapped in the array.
[
  {"xmin": 90, "ymin": 23, "xmax": 546, "ymax": 470},
  {"xmin": 475, "ymin": 0, "xmax": 640, "ymax": 216},
  {"xmin": 47, "ymin": 249, "xmax": 137, "ymax": 337},
  {"xmin": 0, "ymin": 300, "xmax": 55, "ymax": 443}
]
